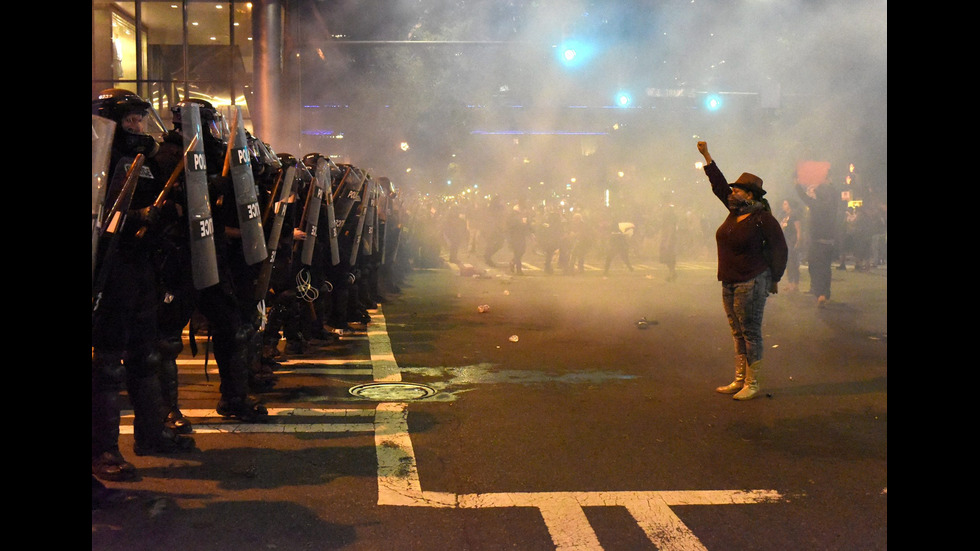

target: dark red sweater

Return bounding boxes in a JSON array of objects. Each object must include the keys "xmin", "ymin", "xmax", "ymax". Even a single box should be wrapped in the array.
[{"xmin": 704, "ymin": 161, "xmax": 788, "ymax": 284}]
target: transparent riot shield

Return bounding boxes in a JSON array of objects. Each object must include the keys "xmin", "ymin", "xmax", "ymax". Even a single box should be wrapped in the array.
[
  {"xmin": 317, "ymin": 158, "xmax": 341, "ymax": 266},
  {"xmin": 297, "ymin": 164, "xmax": 324, "ymax": 267},
  {"xmin": 254, "ymin": 164, "xmax": 298, "ymax": 302},
  {"xmin": 223, "ymin": 105, "xmax": 268, "ymax": 265},
  {"xmin": 182, "ymin": 103, "xmax": 220, "ymax": 289},
  {"xmin": 92, "ymin": 115, "xmax": 116, "ymax": 279}
]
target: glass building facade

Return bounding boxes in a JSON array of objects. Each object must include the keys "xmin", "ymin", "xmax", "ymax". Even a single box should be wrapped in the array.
[{"xmin": 93, "ymin": 1, "xmax": 260, "ymax": 132}]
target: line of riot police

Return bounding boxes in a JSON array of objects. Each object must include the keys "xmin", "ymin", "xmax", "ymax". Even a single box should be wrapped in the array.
[{"xmin": 92, "ymin": 88, "xmax": 403, "ymax": 484}]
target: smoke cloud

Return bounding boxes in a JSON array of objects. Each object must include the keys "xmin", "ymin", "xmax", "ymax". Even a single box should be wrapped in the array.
[{"xmin": 293, "ymin": 0, "xmax": 886, "ymax": 209}]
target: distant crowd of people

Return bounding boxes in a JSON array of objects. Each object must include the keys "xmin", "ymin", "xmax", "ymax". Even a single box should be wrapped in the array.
[{"xmin": 394, "ymin": 181, "xmax": 885, "ymax": 292}]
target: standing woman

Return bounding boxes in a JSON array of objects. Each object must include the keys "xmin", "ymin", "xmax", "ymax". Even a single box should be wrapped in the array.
[{"xmin": 696, "ymin": 141, "xmax": 788, "ymax": 400}]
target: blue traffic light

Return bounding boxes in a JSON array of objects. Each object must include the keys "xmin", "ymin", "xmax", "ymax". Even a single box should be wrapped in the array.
[
  {"xmin": 704, "ymin": 94, "xmax": 723, "ymax": 111},
  {"xmin": 557, "ymin": 39, "xmax": 594, "ymax": 69}
]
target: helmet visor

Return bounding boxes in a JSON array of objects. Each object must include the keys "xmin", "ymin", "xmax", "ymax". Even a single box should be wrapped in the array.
[
  {"xmin": 205, "ymin": 113, "xmax": 229, "ymax": 143},
  {"xmin": 248, "ymin": 137, "xmax": 280, "ymax": 168},
  {"xmin": 144, "ymin": 105, "xmax": 169, "ymax": 141}
]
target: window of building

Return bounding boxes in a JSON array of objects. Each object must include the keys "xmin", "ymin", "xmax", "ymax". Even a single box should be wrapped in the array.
[{"xmin": 93, "ymin": 1, "xmax": 254, "ymax": 131}]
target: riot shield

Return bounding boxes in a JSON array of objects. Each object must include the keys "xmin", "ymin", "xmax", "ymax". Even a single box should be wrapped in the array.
[
  {"xmin": 331, "ymin": 165, "xmax": 363, "ymax": 230},
  {"xmin": 361, "ymin": 176, "xmax": 378, "ymax": 257},
  {"xmin": 349, "ymin": 173, "xmax": 372, "ymax": 266},
  {"xmin": 298, "ymin": 164, "xmax": 324, "ymax": 267},
  {"xmin": 135, "ymin": 135, "xmax": 197, "ymax": 240},
  {"xmin": 376, "ymin": 177, "xmax": 394, "ymax": 264},
  {"xmin": 182, "ymin": 103, "xmax": 220, "ymax": 290},
  {"xmin": 318, "ymin": 158, "xmax": 341, "ymax": 266},
  {"xmin": 254, "ymin": 164, "xmax": 298, "ymax": 302},
  {"xmin": 223, "ymin": 105, "xmax": 268, "ymax": 265},
  {"xmin": 93, "ymin": 154, "xmax": 145, "ymax": 311},
  {"xmin": 92, "ymin": 115, "xmax": 115, "ymax": 278}
]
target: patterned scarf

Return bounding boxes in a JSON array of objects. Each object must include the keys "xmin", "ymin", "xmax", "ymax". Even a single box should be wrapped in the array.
[{"xmin": 727, "ymin": 196, "xmax": 769, "ymax": 216}]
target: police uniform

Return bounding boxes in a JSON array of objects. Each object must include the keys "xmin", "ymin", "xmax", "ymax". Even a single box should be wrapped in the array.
[
  {"xmin": 92, "ymin": 89, "xmax": 195, "ymax": 482},
  {"xmin": 153, "ymin": 99, "xmax": 267, "ymax": 422}
]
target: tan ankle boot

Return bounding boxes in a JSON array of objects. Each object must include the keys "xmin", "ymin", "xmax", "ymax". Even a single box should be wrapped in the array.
[
  {"xmin": 715, "ymin": 355, "xmax": 747, "ymax": 394},
  {"xmin": 733, "ymin": 360, "xmax": 762, "ymax": 400}
]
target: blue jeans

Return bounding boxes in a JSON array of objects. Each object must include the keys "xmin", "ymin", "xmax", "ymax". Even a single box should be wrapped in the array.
[{"xmin": 721, "ymin": 269, "xmax": 771, "ymax": 365}]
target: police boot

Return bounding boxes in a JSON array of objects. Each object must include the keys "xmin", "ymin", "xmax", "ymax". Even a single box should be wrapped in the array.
[
  {"xmin": 733, "ymin": 360, "xmax": 763, "ymax": 401},
  {"xmin": 216, "ymin": 328, "xmax": 269, "ymax": 421},
  {"xmin": 247, "ymin": 330, "xmax": 277, "ymax": 392},
  {"xmin": 127, "ymin": 372, "xmax": 196, "ymax": 456},
  {"xmin": 217, "ymin": 394, "xmax": 269, "ymax": 421},
  {"xmin": 92, "ymin": 449, "xmax": 137, "ymax": 483},
  {"xmin": 262, "ymin": 340, "xmax": 282, "ymax": 360},
  {"xmin": 92, "ymin": 388, "xmax": 138, "ymax": 481},
  {"xmin": 158, "ymin": 338, "xmax": 193, "ymax": 434},
  {"xmin": 284, "ymin": 337, "xmax": 307, "ymax": 356},
  {"xmin": 255, "ymin": 357, "xmax": 281, "ymax": 388},
  {"xmin": 92, "ymin": 353, "xmax": 138, "ymax": 481},
  {"xmin": 715, "ymin": 354, "xmax": 747, "ymax": 394}
]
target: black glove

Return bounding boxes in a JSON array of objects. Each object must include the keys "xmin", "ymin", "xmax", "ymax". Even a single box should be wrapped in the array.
[{"xmin": 137, "ymin": 205, "xmax": 161, "ymax": 227}]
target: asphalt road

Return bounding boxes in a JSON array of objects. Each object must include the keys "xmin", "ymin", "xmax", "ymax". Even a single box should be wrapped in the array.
[{"xmin": 92, "ymin": 251, "xmax": 887, "ymax": 550}]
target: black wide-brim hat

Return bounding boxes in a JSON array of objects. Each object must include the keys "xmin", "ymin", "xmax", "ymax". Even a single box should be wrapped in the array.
[{"xmin": 729, "ymin": 172, "xmax": 766, "ymax": 197}]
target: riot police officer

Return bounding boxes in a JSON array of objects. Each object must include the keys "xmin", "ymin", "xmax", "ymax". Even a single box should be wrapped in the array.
[
  {"xmin": 297, "ymin": 152, "xmax": 342, "ymax": 347},
  {"xmin": 154, "ymin": 98, "xmax": 268, "ymax": 421},
  {"xmin": 259, "ymin": 153, "xmax": 309, "ymax": 358},
  {"xmin": 244, "ymin": 132, "xmax": 282, "ymax": 388},
  {"xmin": 92, "ymin": 89, "xmax": 195, "ymax": 482},
  {"xmin": 324, "ymin": 163, "xmax": 364, "ymax": 334}
]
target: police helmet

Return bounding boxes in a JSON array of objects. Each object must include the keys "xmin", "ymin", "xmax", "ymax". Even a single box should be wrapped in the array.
[
  {"xmin": 93, "ymin": 88, "xmax": 160, "ymax": 157},
  {"xmin": 301, "ymin": 152, "xmax": 324, "ymax": 171},
  {"xmin": 247, "ymin": 132, "xmax": 281, "ymax": 172},
  {"xmin": 277, "ymin": 153, "xmax": 298, "ymax": 168},
  {"xmin": 378, "ymin": 176, "xmax": 396, "ymax": 196},
  {"xmin": 93, "ymin": 88, "xmax": 150, "ymax": 122},
  {"xmin": 171, "ymin": 98, "xmax": 228, "ymax": 143}
]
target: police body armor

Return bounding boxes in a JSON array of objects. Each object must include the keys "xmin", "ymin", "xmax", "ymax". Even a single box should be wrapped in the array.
[
  {"xmin": 182, "ymin": 103, "xmax": 220, "ymax": 289},
  {"xmin": 254, "ymin": 164, "xmax": 298, "ymax": 302},
  {"xmin": 224, "ymin": 106, "xmax": 267, "ymax": 265}
]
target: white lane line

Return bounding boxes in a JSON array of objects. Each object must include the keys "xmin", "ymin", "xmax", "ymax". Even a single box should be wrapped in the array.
[
  {"xmin": 176, "ymin": 358, "xmax": 371, "ymax": 365},
  {"xmin": 120, "ymin": 407, "xmax": 376, "ymax": 434},
  {"xmin": 366, "ymin": 306, "xmax": 785, "ymax": 550},
  {"xmin": 374, "ymin": 402, "xmax": 431, "ymax": 505},
  {"xmin": 536, "ymin": 495, "xmax": 604, "ymax": 550},
  {"xmin": 623, "ymin": 496, "xmax": 709, "ymax": 551},
  {"xmin": 120, "ymin": 423, "xmax": 375, "ymax": 434},
  {"xmin": 275, "ymin": 368, "xmax": 373, "ymax": 375},
  {"xmin": 279, "ymin": 359, "xmax": 372, "ymax": 365},
  {"xmin": 177, "ymin": 357, "xmax": 372, "ymax": 376},
  {"xmin": 366, "ymin": 309, "xmax": 401, "ymax": 382}
]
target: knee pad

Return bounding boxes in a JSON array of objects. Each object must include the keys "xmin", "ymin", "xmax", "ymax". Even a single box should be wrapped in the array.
[
  {"xmin": 130, "ymin": 349, "xmax": 163, "ymax": 379},
  {"xmin": 233, "ymin": 326, "xmax": 253, "ymax": 350},
  {"xmin": 157, "ymin": 336, "xmax": 184, "ymax": 361},
  {"xmin": 92, "ymin": 352, "xmax": 126, "ymax": 388}
]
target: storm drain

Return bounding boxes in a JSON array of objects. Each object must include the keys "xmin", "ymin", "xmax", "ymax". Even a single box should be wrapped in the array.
[{"xmin": 348, "ymin": 382, "xmax": 437, "ymax": 401}]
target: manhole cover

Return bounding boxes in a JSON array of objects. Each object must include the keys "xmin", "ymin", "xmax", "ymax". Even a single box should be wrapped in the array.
[{"xmin": 348, "ymin": 382, "xmax": 437, "ymax": 401}]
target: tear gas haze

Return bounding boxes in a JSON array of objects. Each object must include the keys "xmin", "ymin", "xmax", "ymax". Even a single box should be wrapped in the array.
[{"xmin": 292, "ymin": 0, "xmax": 885, "ymax": 213}]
